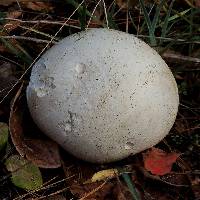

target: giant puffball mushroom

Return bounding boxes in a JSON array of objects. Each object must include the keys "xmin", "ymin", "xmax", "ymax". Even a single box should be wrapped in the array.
[{"xmin": 26, "ymin": 28, "xmax": 179, "ymax": 163}]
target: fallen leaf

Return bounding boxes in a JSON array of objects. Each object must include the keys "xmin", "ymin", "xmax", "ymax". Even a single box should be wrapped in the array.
[
  {"xmin": 22, "ymin": 2, "xmax": 54, "ymax": 12},
  {"xmin": 91, "ymin": 169, "xmax": 118, "ymax": 183},
  {"xmin": 0, "ymin": 0, "xmax": 18, "ymax": 6},
  {"xmin": 9, "ymin": 84, "xmax": 61, "ymax": 168},
  {"xmin": 0, "ymin": 122, "xmax": 9, "ymax": 151},
  {"xmin": 5, "ymin": 154, "xmax": 43, "ymax": 191},
  {"xmin": 7, "ymin": 10, "xmax": 22, "ymax": 19},
  {"xmin": 116, "ymin": 0, "xmax": 138, "ymax": 9},
  {"xmin": 4, "ymin": 11, "xmax": 22, "ymax": 32},
  {"xmin": 0, "ymin": 61, "xmax": 17, "ymax": 99},
  {"xmin": 9, "ymin": 83, "xmax": 25, "ymax": 157},
  {"xmin": 0, "ymin": 0, "xmax": 47, "ymax": 6},
  {"xmin": 24, "ymin": 139, "xmax": 61, "ymax": 168},
  {"xmin": 143, "ymin": 148, "xmax": 180, "ymax": 175}
]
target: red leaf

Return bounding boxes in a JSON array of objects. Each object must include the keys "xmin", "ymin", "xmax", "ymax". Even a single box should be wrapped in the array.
[{"xmin": 143, "ymin": 148, "xmax": 180, "ymax": 176}]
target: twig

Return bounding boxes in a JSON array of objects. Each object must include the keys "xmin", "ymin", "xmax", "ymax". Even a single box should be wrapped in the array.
[
  {"xmin": 0, "ymin": 18, "xmax": 81, "ymax": 30},
  {"xmin": 0, "ymin": 55, "xmax": 21, "ymax": 67},
  {"xmin": 15, "ymin": 0, "xmax": 23, "ymax": 12},
  {"xmin": 162, "ymin": 51, "xmax": 200, "ymax": 67},
  {"xmin": 19, "ymin": 25, "xmax": 58, "ymax": 40},
  {"xmin": 0, "ymin": 36, "xmax": 57, "ymax": 44},
  {"xmin": 138, "ymin": 166, "xmax": 189, "ymax": 187},
  {"xmin": 86, "ymin": 0, "xmax": 102, "ymax": 29},
  {"xmin": 136, "ymin": 34, "xmax": 200, "ymax": 44},
  {"xmin": 102, "ymin": 0, "xmax": 109, "ymax": 28},
  {"xmin": 13, "ymin": 176, "xmax": 74, "ymax": 200},
  {"xmin": 126, "ymin": 2, "xmax": 129, "ymax": 33},
  {"xmin": 79, "ymin": 181, "xmax": 107, "ymax": 200},
  {"xmin": 30, "ymin": 187, "xmax": 68, "ymax": 200}
]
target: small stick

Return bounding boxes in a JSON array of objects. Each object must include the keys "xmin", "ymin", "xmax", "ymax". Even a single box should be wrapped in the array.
[
  {"xmin": 0, "ymin": 36, "xmax": 57, "ymax": 44},
  {"xmin": 0, "ymin": 18, "xmax": 81, "ymax": 30},
  {"xmin": 162, "ymin": 51, "xmax": 200, "ymax": 67}
]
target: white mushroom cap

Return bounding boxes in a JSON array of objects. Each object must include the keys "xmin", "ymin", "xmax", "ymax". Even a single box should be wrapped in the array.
[{"xmin": 26, "ymin": 28, "xmax": 179, "ymax": 163}]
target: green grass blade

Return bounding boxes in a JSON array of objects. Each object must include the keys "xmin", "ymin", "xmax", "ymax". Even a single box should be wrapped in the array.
[
  {"xmin": 0, "ymin": 12, "xmax": 6, "ymax": 24},
  {"xmin": 138, "ymin": 0, "xmax": 156, "ymax": 46},
  {"xmin": 122, "ymin": 173, "xmax": 141, "ymax": 200},
  {"xmin": 161, "ymin": 0, "xmax": 175, "ymax": 39},
  {"xmin": 0, "ymin": 38, "xmax": 32, "ymax": 65},
  {"xmin": 151, "ymin": 0, "xmax": 166, "ymax": 31},
  {"xmin": 65, "ymin": 0, "xmax": 106, "ymax": 27},
  {"xmin": 107, "ymin": 3, "xmax": 118, "ymax": 29},
  {"xmin": 189, "ymin": 8, "xmax": 194, "ymax": 54},
  {"xmin": 138, "ymin": 0, "xmax": 152, "ymax": 32},
  {"xmin": 5, "ymin": 155, "xmax": 43, "ymax": 191},
  {"xmin": 129, "ymin": 12, "xmax": 137, "ymax": 32},
  {"xmin": 79, "ymin": 2, "xmax": 87, "ymax": 30},
  {"xmin": 169, "ymin": 8, "xmax": 191, "ymax": 22}
]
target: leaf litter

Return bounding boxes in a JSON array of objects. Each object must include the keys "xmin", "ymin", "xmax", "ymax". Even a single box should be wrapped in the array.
[
  {"xmin": 5, "ymin": 154, "xmax": 43, "ymax": 191},
  {"xmin": 0, "ymin": 0, "xmax": 199, "ymax": 199}
]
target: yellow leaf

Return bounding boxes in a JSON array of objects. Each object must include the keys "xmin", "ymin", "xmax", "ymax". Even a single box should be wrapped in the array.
[{"xmin": 91, "ymin": 169, "xmax": 118, "ymax": 182}]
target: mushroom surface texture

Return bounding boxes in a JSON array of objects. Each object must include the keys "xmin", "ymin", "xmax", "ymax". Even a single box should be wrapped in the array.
[{"xmin": 26, "ymin": 28, "xmax": 179, "ymax": 163}]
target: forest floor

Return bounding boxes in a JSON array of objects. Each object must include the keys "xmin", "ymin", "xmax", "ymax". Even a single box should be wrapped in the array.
[{"xmin": 0, "ymin": 0, "xmax": 199, "ymax": 199}]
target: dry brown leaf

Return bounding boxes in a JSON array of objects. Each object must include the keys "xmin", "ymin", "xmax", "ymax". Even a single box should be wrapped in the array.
[
  {"xmin": 7, "ymin": 10, "xmax": 22, "ymax": 19},
  {"xmin": 24, "ymin": 139, "xmax": 61, "ymax": 168},
  {"xmin": 0, "ymin": 0, "xmax": 53, "ymax": 11},
  {"xmin": 0, "ymin": 0, "xmax": 17, "ymax": 6},
  {"xmin": 22, "ymin": 2, "xmax": 54, "ymax": 12},
  {"xmin": 116, "ymin": 0, "xmax": 138, "ymax": 9},
  {"xmin": 3, "ymin": 21, "xmax": 20, "ymax": 32},
  {"xmin": 9, "ymin": 83, "xmax": 26, "ymax": 157},
  {"xmin": 9, "ymin": 85, "xmax": 61, "ymax": 168},
  {"xmin": 4, "ymin": 11, "xmax": 22, "ymax": 32},
  {"xmin": 0, "ymin": 0, "xmax": 30, "ymax": 6}
]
